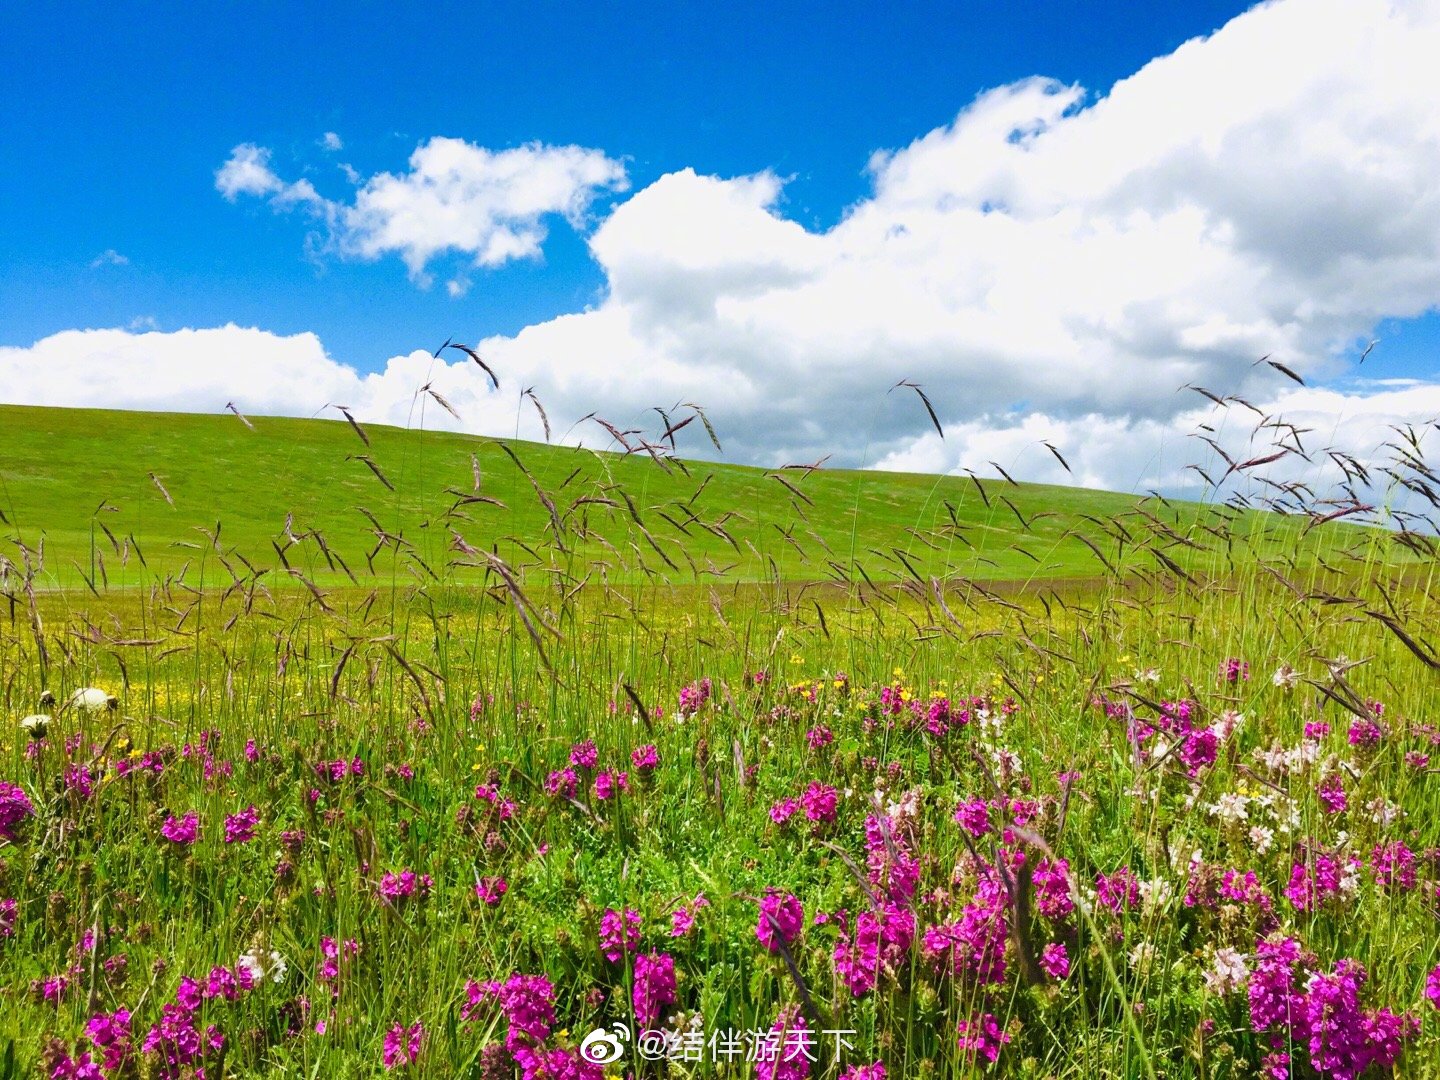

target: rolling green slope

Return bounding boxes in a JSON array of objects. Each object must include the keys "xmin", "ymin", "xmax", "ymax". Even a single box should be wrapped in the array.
[{"xmin": 0, "ymin": 403, "xmax": 1378, "ymax": 590}]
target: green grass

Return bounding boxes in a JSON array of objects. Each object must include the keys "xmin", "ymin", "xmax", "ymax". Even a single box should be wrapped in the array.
[{"xmin": 0, "ymin": 404, "xmax": 1390, "ymax": 594}]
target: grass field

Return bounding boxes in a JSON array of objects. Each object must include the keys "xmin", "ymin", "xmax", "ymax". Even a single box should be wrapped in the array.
[{"xmin": 2, "ymin": 403, "xmax": 1439, "ymax": 1078}]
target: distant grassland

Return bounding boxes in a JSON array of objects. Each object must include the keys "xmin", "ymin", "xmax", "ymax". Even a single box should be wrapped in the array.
[{"xmin": 0, "ymin": 405, "xmax": 1398, "ymax": 593}]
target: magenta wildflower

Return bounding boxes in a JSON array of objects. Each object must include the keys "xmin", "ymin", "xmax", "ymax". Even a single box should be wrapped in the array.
[
  {"xmin": 1348, "ymin": 718, "xmax": 1384, "ymax": 749},
  {"xmin": 863, "ymin": 813, "xmax": 919, "ymax": 903},
  {"xmin": 631, "ymin": 744, "xmax": 659, "ymax": 771},
  {"xmin": 475, "ymin": 876, "xmax": 508, "ymax": 905},
  {"xmin": 1032, "ymin": 858, "xmax": 1074, "ymax": 919},
  {"xmin": 1425, "ymin": 964, "xmax": 1440, "ymax": 1010},
  {"xmin": 84, "ymin": 1013, "xmax": 133, "ymax": 1071},
  {"xmin": 800, "ymin": 781, "xmax": 838, "ymax": 823},
  {"xmin": 677, "ymin": 677, "xmax": 711, "ymax": 717},
  {"xmin": 1219, "ymin": 657, "xmax": 1249, "ymax": 683},
  {"xmin": 569, "ymin": 740, "xmax": 599, "ymax": 770},
  {"xmin": 161, "ymin": 812, "xmax": 199, "ymax": 846},
  {"xmin": 378, "ymin": 870, "xmax": 430, "ymax": 902},
  {"xmin": 954, "ymin": 797, "xmax": 991, "ymax": 837},
  {"xmin": 599, "ymin": 907, "xmax": 641, "ymax": 962},
  {"xmin": 382, "ymin": 1021, "xmax": 423, "ymax": 1069},
  {"xmin": 834, "ymin": 901, "xmax": 915, "ymax": 995},
  {"xmin": 593, "ymin": 769, "xmax": 628, "ymax": 800},
  {"xmin": 1318, "ymin": 771, "xmax": 1347, "ymax": 814},
  {"xmin": 839, "ymin": 1064, "xmax": 886, "ymax": 1080},
  {"xmin": 223, "ymin": 805, "xmax": 259, "ymax": 844},
  {"xmin": 0, "ymin": 897, "xmax": 16, "ymax": 938},
  {"xmin": 544, "ymin": 768, "xmax": 579, "ymax": 799},
  {"xmin": 956, "ymin": 1012, "xmax": 1011, "ymax": 1064},
  {"xmin": 1364, "ymin": 842, "xmax": 1415, "ymax": 894},
  {"xmin": 63, "ymin": 764, "xmax": 96, "ymax": 799},
  {"xmin": 1040, "ymin": 942, "xmax": 1070, "ymax": 979},
  {"xmin": 0, "ymin": 782, "xmax": 36, "ymax": 842},
  {"xmin": 757, "ymin": 891, "xmax": 805, "ymax": 953},
  {"xmin": 670, "ymin": 894, "xmax": 708, "ymax": 937},
  {"xmin": 754, "ymin": 1005, "xmax": 811, "ymax": 1080},
  {"xmin": 1096, "ymin": 867, "xmax": 1141, "ymax": 912},
  {"xmin": 770, "ymin": 798, "xmax": 799, "ymax": 825},
  {"xmin": 464, "ymin": 972, "xmax": 555, "ymax": 1050},
  {"xmin": 806, "ymin": 725, "xmax": 834, "ymax": 751},
  {"xmin": 632, "ymin": 952, "xmax": 677, "ymax": 1027}
]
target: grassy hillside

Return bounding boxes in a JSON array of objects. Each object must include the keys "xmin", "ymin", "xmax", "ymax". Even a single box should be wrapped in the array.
[{"xmin": 0, "ymin": 403, "xmax": 1388, "ymax": 591}]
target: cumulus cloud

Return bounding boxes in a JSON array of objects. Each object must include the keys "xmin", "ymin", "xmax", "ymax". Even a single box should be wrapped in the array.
[
  {"xmin": 217, "ymin": 136, "xmax": 628, "ymax": 283},
  {"xmin": 14, "ymin": 0, "xmax": 1440, "ymax": 500},
  {"xmin": 320, "ymin": 131, "xmax": 343, "ymax": 152},
  {"xmin": 460, "ymin": 0, "xmax": 1440, "ymax": 478},
  {"xmin": 0, "ymin": 325, "xmax": 523, "ymax": 436}
]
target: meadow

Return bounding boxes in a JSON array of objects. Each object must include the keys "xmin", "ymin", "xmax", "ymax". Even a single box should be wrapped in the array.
[{"xmin": 1, "ymin": 397, "xmax": 1438, "ymax": 1078}]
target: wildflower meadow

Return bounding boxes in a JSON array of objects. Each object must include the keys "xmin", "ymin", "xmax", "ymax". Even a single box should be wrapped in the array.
[{"xmin": 1, "ymin": 395, "xmax": 1439, "ymax": 1079}]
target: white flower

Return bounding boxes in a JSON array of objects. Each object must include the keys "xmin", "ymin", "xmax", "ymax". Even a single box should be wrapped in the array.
[
  {"xmin": 1272, "ymin": 665, "xmax": 1300, "ymax": 689},
  {"xmin": 1139, "ymin": 877, "xmax": 1174, "ymax": 912},
  {"xmin": 1211, "ymin": 711, "xmax": 1244, "ymax": 741},
  {"xmin": 1209, "ymin": 793, "xmax": 1249, "ymax": 826},
  {"xmin": 19, "ymin": 714, "xmax": 50, "ymax": 737},
  {"xmin": 1366, "ymin": 798, "xmax": 1405, "ymax": 827},
  {"xmin": 1202, "ymin": 947, "xmax": 1249, "ymax": 995},
  {"xmin": 1128, "ymin": 942, "xmax": 1156, "ymax": 971},
  {"xmin": 1248, "ymin": 825, "xmax": 1275, "ymax": 854},
  {"xmin": 1339, "ymin": 861, "xmax": 1362, "ymax": 898},
  {"xmin": 1134, "ymin": 667, "xmax": 1162, "ymax": 684},
  {"xmin": 238, "ymin": 947, "xmax": 288, "ymax": 984}
]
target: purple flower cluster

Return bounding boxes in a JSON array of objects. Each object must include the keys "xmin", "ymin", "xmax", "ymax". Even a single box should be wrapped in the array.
[
  {"xmin": 632, "ymin": 951, "xmax": 677, "ymax": 1027},
  {"xmin": 0, "ymin": 781, "xmax": 35, "ymax": 842},
  {"xmin": 756, "ymin": 891, "xmax": 804, "ymax": 953},
  {"xmin": 599, "ymin": 907, "xmax": 641, "ymax": 962}
]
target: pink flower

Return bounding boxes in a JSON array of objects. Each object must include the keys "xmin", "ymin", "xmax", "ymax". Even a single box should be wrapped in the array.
[
  {"xmin": 569, "ymin": 740, "xmax": 599, "ymax": 770},
  {"xmin": 956, "ymin": 1012, "xmax": 1011, "ymax": 1064},
  {"xmin": 464, "ymin": 973, "xmax": 555, "ymax": 1050},
  {"xmin": 839, "ymin": 1064, "xmax": 886, "ymax": 1080},
  {"xmin": 382, "ymin": 1021, "xmax": 423, "ymax": 1069},
  {"xmin": 161, "ymin": 812, "xmax": 200, "ymax": 846},
  {"xmin": 223, "ymin": 805, "xmax": 259, "ymax": 844},
  {"xmin": 1425, "ymin": 965, "xmax": 1440, "ymax": 1010},
  {"xmin": 475, "ymin": 876, "xmax": 507, "ymax": 906},
  {"xmin": 754, "ymin": 1006, "xmax": 810, "ymax": 1080},
  {"xmin": 770, "ymin": 798, "xmax": 799, "ymax": 825},
  {"xmin": 756, "ymin": 891, "xmax": 804, "ymax": 953},
  {"xmin": 599, "ymin": 907, "xmax": 641, "ymax": 962},
  {"xmin": 544, "ymin": 768, "xmax": 578, "ymax": 799},
  {"xmin": 631, "ymin": 744, "xmax": 659, "ymax": 771},
  {"xmin": 670, "ymin": 894, "xmax": 708, "ymax": 938},
  {"xmin": 593, "ymin": 770, "xmax": 629, "ymax": 800},
  {"xmin": 800, "ymin": 782, "xmax": 838, "ymax": 823},
  {"xmin": 0, "ymin": 782, "xmax": 36, "ymax": 842},
  {"xmin": 1040, "ymin": 942, "xmax": 1070, "ymax": 980},
  {"xmin": 954, "ymin": 798, "xmax": 991, "ymax": 837},
  {"xmin": 1318, "ymin": 771, "xmax": 1347, "ymax": 814},
  {"xmin": 632, "ymin": 952, "xmax": 677, "ymax": 1027}
]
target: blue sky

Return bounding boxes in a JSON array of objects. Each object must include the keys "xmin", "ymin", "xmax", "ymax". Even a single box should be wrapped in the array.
[
  {"xmin": 4, "ymin": 0, "xmax": 1440, "ymax": 493},
  {"xmin": 4, "ymin": 0, "xmax": 1258, "ymax": 358}
]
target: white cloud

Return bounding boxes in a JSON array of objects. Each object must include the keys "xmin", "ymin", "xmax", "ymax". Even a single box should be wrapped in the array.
[
  {"xmin": 215, "ymin": 144, "xmax": 327, "ymax": 211},
  {"xmin": 320, "ymin": 131, "xmax": 343, "ymax": 152},
  {"xmin": 17, "ymin": 0, "xmax": 1440, "ymax": 503},
  {"xmin": 89, "ymin": 249, "xmax": 129, "ymax": 268},
  {"xmin": 0, "ymin": 325, "xmax": 524, "ymax": 437},
  {"xmin": 218, "ymin": 136, "xmax": 627, "ymax": 283}
]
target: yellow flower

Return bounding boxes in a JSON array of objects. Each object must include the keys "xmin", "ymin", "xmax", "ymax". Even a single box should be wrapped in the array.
[
  {"xmin": 789, "ymin": 654, "xmax": 804, "ymax": 665},
  {"xmin": 892, "ymin": 666, "xmax": 905, "ymax": 679}
]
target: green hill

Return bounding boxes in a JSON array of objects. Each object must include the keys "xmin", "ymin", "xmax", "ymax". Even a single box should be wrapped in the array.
[{"xmin": 0, "ymin": 403, "xmax": 1380, "ymax": 591}]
